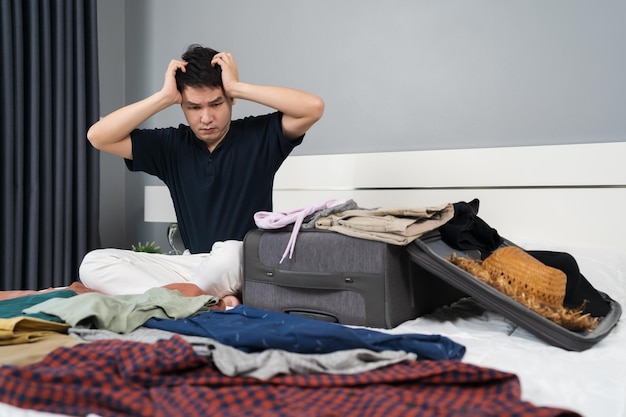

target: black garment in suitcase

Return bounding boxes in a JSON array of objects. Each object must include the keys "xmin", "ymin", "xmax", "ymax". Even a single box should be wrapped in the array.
[{"xmin": 242, "ymin": 228, "xmax": 467, "ymax": 328}]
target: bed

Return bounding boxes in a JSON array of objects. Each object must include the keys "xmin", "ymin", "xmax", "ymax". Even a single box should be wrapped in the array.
[{"xmin": 0, "ymin": 142, "xmax": 624, "ymax": 417}]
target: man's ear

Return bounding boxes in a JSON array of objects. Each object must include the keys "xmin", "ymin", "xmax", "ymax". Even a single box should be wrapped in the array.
[{"xmin": 230, "ymin": 97, "xmax": 236, "ymax": 106}]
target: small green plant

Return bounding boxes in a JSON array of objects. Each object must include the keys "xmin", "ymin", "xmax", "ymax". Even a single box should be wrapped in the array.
[{"xmin": 131, "ymin": 241, "xmax": 162, "ymax": 254}]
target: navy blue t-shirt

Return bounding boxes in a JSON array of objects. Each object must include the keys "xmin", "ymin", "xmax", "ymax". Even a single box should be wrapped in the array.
[{"xmin": 126, "ymin": 112, "xmax": 302, "ymax": 253}]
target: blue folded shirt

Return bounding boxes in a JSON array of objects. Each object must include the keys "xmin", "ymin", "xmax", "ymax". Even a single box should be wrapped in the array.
[{"xmin": 144, "ymin": 304, "xmax": 465, "ymax": 360}]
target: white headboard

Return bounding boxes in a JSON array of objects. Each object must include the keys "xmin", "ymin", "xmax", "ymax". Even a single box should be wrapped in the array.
[{"xmin": 273, "ymin": 142, "xmax": 626, "ymax": 254}]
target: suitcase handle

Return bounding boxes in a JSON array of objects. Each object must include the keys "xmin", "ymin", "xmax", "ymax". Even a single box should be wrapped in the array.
[
  {"xmin": 283, "ymin": 308, "xmax": 339, "ymax": 323},
  {"xmin": 269, "ymin": 270, "xmax": 362, "ymax": 289}
]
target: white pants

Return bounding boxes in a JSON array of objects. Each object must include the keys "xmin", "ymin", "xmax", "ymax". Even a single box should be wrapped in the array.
[{"xmin": 79, "ymin": 240, "xmax": 243, "ymax": 297}]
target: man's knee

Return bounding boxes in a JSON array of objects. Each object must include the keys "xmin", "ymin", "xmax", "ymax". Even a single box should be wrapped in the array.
[
  {"xmin": 78, "ymin": 248, "xmax": 129, "ymax": 289},
  {"xmin": 209, "ymin": 240, "xmax": 244, "ymax": 273},
  {"xmin": 190, "ymin": 240, "xmax": 243, "ymax": 297}
]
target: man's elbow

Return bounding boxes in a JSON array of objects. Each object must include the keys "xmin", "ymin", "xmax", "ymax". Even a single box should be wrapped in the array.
[
  {"xmin": 310, "ymin": 96, "xmax": 325, "ymax": 123},
  {"xmin": 86, "ymin": 125, "xmax": 105, "ymax": 151}
]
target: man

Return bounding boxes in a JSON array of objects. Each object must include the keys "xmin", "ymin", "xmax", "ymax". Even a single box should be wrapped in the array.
[{"xmin": 80, "ymin": 45, "xmax": 324, "ymax": 302}]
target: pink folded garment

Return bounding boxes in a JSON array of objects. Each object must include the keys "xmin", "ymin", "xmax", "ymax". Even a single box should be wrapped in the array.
[{"xmin": 254, "ymin": 199, "xmax": 348, "ymax": 263}]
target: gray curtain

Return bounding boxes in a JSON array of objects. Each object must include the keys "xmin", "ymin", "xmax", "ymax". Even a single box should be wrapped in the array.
[{"xmin": 1, "ymin": 0, "xmax": 100, "ymax": 290}]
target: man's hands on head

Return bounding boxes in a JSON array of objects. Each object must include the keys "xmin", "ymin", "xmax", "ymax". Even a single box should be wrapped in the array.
[
  {"xmin": 86, "ymin": 59, "xmax": 187, "ymax": 160},
  {"xmin": 161, "ymin": 59, "xmax": 188, "ymax": 105},
  {"xmin": 207, "ymin": 50, "xmax": 323, "ymax": 140},
  {"xmin": 211, "ymin": 52, "xmax": 239, "ymax": 99}
]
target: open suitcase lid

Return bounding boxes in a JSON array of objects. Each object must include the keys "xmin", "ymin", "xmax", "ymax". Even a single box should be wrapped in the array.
[{"xmin": 407, "ymin": 231, "xmax": 622, "ymax": 352}]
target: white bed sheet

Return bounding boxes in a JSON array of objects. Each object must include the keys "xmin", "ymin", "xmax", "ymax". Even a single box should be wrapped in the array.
[
  {"xmin": 386, "ymin": 240, "xmax": 626, "ymax": 417},
  {"xmin": 1, "ymin": 241, "xmax": 624, "ymax": 417}
]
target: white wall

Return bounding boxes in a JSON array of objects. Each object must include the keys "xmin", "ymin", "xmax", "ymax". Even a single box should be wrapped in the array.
[
  {"xmin": 96, "ymin": 0, "xmax": 126, "ymax": 249},
  {"xmin": 95, "ymin": 0, "xmax": 626, "ymax": 249},
  {"xmin": 121, "ymin": 0, "xmax": 626, "ymax": 155}
]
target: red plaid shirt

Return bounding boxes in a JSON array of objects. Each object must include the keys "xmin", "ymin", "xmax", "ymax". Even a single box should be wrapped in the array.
[{"xmin": 0, "ymin": 336, "xmax": 580, "ymax": 417}]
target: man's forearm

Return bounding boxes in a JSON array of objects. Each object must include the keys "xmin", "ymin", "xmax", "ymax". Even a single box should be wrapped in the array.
[
  {"xmin": 228, "ymin": 82, "xmax": 323, "ymax": 119},
  {"xmin": 87, "ymin": 91, "xmax": 176, "ymax": 151},
  {"xmin": 227, "ymin": 82, "xmax": 324, "ymax": 140}
]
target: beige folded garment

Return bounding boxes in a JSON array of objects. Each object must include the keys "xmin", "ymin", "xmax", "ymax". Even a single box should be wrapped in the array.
[
  {"xmin": 314, "ymin": 203, "xmax": 454, "ymax": 245},
  {"xmin": 0, "ymin": 333, "xmax": 84, "ymax": 365},
  {"xmin": 0, "ymin": 316, "xmax": 70, "ymax": 346}
]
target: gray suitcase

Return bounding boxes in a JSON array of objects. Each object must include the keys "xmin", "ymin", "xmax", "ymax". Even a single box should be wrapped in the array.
[
  {"xmin": 242, "ymin": 228, "xmax": 466, "ymax": 328},
  {"xmin": 243, "ymin": 223, "xmax": 622, "ymax": 350}
]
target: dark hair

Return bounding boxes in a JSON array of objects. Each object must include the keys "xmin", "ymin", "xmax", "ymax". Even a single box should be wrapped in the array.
[{"xmin": 175, "ymin": 44, "xmax": 222, "ymax": 92}]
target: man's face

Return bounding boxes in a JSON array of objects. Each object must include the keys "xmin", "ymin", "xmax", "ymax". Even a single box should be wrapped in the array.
[{"xmin": 181, "ymin": 85, "xmax": 233, "ymax": 151}]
